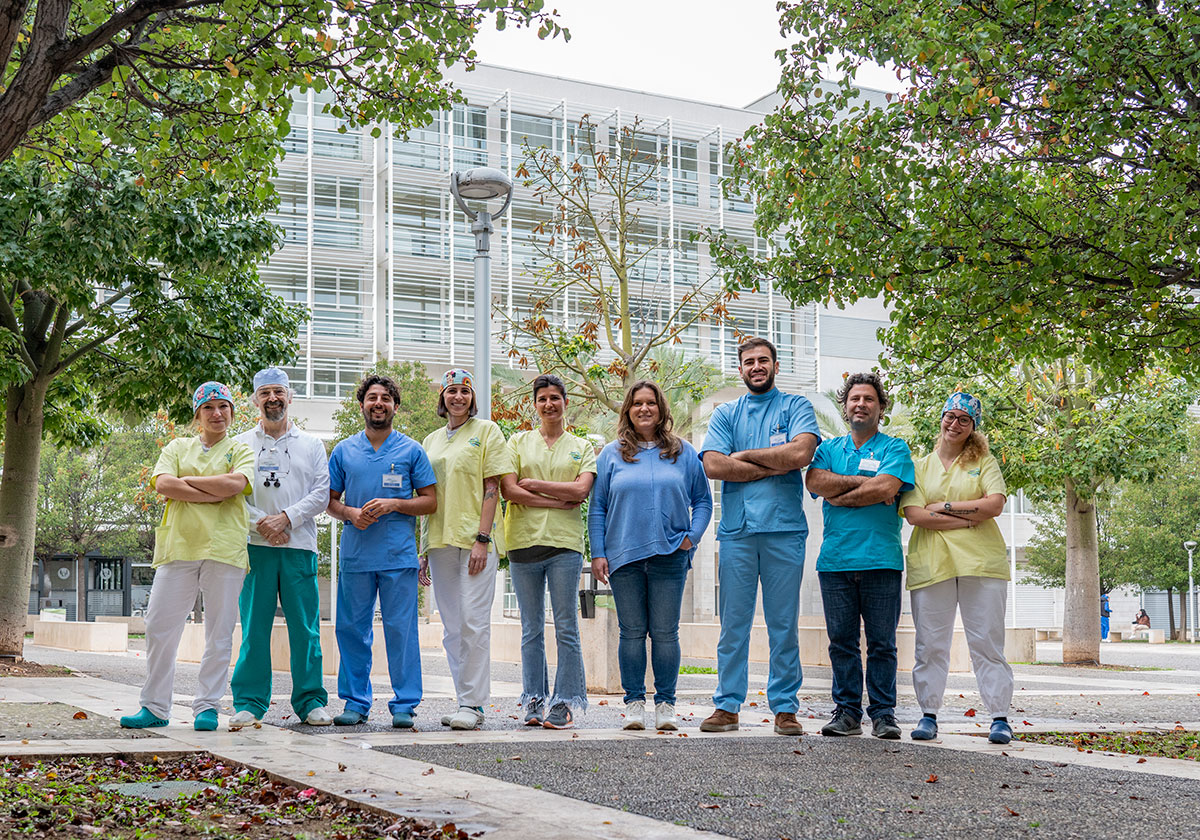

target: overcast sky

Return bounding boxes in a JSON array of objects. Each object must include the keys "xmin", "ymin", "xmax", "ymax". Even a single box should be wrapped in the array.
[{"xmin": 470, "ymin": 0, "xmax": 899, "ymax": 108}]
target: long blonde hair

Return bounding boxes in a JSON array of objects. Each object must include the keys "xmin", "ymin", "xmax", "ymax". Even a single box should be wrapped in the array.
[
  {"xmin": 936, "ymin": 430, "xmax": 990, "ymax": 465},
  {"xmin": 616, "ymin": 381, "xmax": 682, "ymax": 463}
]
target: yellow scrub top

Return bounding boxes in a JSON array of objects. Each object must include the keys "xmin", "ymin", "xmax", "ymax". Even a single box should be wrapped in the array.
[
  {"xmin": 503, "ymin": 429, "xmax": 598, "ymax": 554},
  {"xmin": 900, "ymin": 451, "xmax": 1008, "ymax": 591},
  {"xmin": 422, "ymin": 417, "xmax": 513, "ymax": 552},
  {"xmin": 150, "ymin": 436, "xmax": 255, "ymax": 569}
]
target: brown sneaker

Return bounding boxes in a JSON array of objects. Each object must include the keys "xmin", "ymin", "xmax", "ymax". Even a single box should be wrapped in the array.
[
  {"xmin": 774, "ymin": 712, "xmax": 804, "ymax": 736},
  {"xmin": 700, "ymin": 709, "xmax": 739, "ymax": 732}
]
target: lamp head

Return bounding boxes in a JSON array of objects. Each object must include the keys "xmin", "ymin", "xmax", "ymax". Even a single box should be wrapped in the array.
[
  {"xmin": 452, "ymin": 167, "xmax": 513, "ymax": 201},
  {"xmin": 1186, "ymin": 540, "xmax": 1197, "ymax": 551}
]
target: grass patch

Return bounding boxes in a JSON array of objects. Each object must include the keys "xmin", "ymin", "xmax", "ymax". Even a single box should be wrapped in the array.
[
  {"xmin": 0, "ymin": 754, "xmax": 460, "ymax": 838},
  {"xmin": 679, "ymin": 665, "xmax": 717, "ymax": 675},
  {"xmin": 1017, "ymin": 730, "xmax": 1200, "ymax": 761}
]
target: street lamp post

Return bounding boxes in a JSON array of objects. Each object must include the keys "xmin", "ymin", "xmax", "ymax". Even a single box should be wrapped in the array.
[
  {"xmin": 450, "ymin": 167, "xmax": 514, "ymax": 422},
  {"xmin": 1187, "ymin": 540, "xmax": 1198, "ymax": 644}
]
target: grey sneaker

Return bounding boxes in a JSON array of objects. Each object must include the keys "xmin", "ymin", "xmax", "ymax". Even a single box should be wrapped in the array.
[
  {"xmin": 871, "ymin": 714, "xmax": 902, "ymax": 740},
  {"xmin": 524, "ymin": 701, "xmax": 546, "ymax": 726},
  {"xmin": 820, "ymin": 709, "xmax": 863, "ymax": 736},
  {"xmin": 542, "ymin": 703, "xmax": 573, "ymax": 730},
  {"xmin": 622, "ymin": 700, "xmax": 646, "ymax": 730},
  {"xmin": 448, "ymin": 706, "xmax": 484, "ymax": 731}
]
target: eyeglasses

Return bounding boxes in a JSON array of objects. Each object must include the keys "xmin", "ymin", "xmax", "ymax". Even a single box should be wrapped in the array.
[{"xmin": 942, "ymin": 413, "xmax": 974, "ymax": 429}]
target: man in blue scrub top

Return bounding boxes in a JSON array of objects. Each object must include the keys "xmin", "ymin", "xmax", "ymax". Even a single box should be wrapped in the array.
[
  {"xmin": 699, "ymin": 337, "xmax": 820, "ymax": 736},
  {"xmin": 806, "ymin": 372, "xmax": 914, "ymax": 740},
  {"xmin": 327, "ymin": 374, "xmax": 437, "ymax": 729}
]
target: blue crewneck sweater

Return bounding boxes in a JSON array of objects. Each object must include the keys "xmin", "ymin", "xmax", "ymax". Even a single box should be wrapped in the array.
[{"xmin": 587, "ymin": 439, "xmax": 713, "ymax": 572}]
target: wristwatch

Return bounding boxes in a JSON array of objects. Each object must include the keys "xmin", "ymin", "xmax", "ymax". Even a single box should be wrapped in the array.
[{"xmin": 475, "ymin": 532, "xmax": 492, "ymax": 544}]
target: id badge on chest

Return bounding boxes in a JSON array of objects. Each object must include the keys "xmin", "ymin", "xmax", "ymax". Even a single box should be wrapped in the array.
[
  {"xmin": 258, "ymin": 461, "xmax": 281, "ymax": 475},
  {"xmin": 769, "ymin": 432, "xmax": 787, "ymax": 447},
  {"xmin": 382, "ymin": 463, "xmax": 405, "ymax": 490},
  {"xmin": 858, "ymin": 457, "xmax": 881, "ymax": 474}
]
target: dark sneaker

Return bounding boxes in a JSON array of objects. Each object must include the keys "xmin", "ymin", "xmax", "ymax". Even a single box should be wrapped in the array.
[
  {"xmin": 774, "ymin": 712, "xmax": 804, "ymax": 736},
  {"xmin": 524, "ymin": 701, "xmax": 546, "ymax": 726},
  {"xmin": 820, "ymin": 710, "xmax": 863, "ymax": 736},
  {"xmin": 871, "ymin": 714, "xmax": 902, "ymax": 740},
  {"xmin": 542, "ymin": 703, "xmax": 573, "ymax": 730},
  {"xmin": 699, "ymin": 709, "xmax": 739, "ymax": 732},
  {"xmin": 989, "ymin": 719, "xmax": 1013, "ymax": 744}
]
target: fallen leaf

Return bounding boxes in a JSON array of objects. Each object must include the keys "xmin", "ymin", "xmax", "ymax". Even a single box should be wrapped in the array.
[
  {"xmin": 699, "ymin": 803, "xmax": 720, "ymax": 809},
  {"xmin": 926, "ymin": 774, "xmax": 939, "ymax": 784},
  {"xmin": 1023, "ymin": 721, "xmax": 1032, "ymax": 726},
  {"xmin": 72, "ymin": 711, "xmax": 88, "ymax": 720},
  {"xmin": 964, "ymin": 708, "xmax": 977, "ymax": 717},
  {"xmin": 910, "ymin": 794, "xmax": 920, "ymax": 800},
  {"xmin": 1006, "ymin": 807, "xmax": 1020, "ymax": 817},
  {"xmin": 307, "ymin": 771, "xmax": 316, "ymax": 777},
  {"xmin": 422, "ymin": 767, "xmax": 435, "ymax": 776},
  {"xmin": 1137, "ymin": 758, "xmax": 1147, "ymax": 764},
  {"xmin": 1143, "ymin": 691, "xmax": 1150, "ymax": 696},
  {"xmin": 506, "ymin": 756, "xmax": 522, "ymax": 761},
  {"xmin": 597, "ymin": 700, "xmax": 608, "ymax": 706}
]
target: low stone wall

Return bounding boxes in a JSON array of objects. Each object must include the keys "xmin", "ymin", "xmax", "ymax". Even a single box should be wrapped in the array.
[
  {"xmin": 32, "ymin": 619, "xmax": 127, "ymax": 653},
  {"xmin": 96, "ymin": 615, "xmax": 147, "ymax": 634}
]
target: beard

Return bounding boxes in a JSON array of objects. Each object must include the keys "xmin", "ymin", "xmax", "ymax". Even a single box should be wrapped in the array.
[
  {"xmin": 744, "ymin": 370, "xmax": 775, "ymax": 394},
  {"xmin": 847, "ymin": 415, "xmax": 878, "ymax": 434},
  {"xmin": 362, "ymin": 407, "xmax": 393, "ymax": 431},
  {"xmin": 262, "ymin": 403, "xmax": 286, "ymax": 423}
]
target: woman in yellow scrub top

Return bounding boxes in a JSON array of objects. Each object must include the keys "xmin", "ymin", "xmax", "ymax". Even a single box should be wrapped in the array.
[
  {"xmin": 420, "ymin": 368, "xmax": 513, "ymax": 731},
  {"xmin": 901, "ymin": 391, "xmax": 1013, "ymax": 746}
]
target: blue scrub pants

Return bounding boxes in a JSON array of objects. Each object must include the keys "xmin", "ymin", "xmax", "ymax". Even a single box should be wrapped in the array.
[
  {"xmin": 713, "ymin": 531, "xmax": 806, "ymax": 714},
  {"xmin": 336, "ymin": 568, "xmax": 421, "ymax": 716}
]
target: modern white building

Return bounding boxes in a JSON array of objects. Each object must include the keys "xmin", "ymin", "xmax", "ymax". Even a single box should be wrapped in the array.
[{"xmin": 264, "ymin": 64, "xmax": 1064, "ymax": 625}]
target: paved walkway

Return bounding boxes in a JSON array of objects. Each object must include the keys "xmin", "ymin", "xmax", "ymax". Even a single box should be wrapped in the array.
[{"xmin": 3, "ymin": 641, "xmax": 1200, "ymax": 839}]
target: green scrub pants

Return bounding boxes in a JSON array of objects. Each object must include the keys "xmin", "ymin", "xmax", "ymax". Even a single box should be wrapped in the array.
[{"xmin": 230, "ymin": 545, "xmax": 328, "ymax": 719}]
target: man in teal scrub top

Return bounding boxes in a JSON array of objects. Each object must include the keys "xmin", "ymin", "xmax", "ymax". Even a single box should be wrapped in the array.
[
  {"xmin": 806, "ymin": 372, "xmax": 914, "ymax": 740},
  {"xmin": 699, "ymin": 337, "xmax": 820, "ymax": 736}
]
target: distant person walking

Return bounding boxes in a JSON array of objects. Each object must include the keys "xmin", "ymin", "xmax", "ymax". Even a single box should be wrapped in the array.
[
  {"xmin": 589, "ymin": 381, "xmax": 712, "ymax": 731},
  {"xmin": 901, "ymin": 392, "xmax": 1014, "ymax": 745},
  {"xmin": 501, "ymin": 373, "xmax": 596, "ymax": 729},
  {"xmin": 121, "ymin": 382, "xmax": 254, "ymax": 732},
  {"xmin": 229, "ymin": 367, "xmax": 332, "ymax": 730},
  {"xmin": 421, "ymin": 369, "xmax": 513, "ymax": 731},
  {"xmin": 327, "ymin": 374, "xmax": 437, "ymax": 729},
  {"xmin": 1100, "ymin": 593, "xmax": 1111, "ymax": 643}
]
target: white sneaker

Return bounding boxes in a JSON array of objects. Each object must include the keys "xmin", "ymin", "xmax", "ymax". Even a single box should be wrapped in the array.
[
  {"xmin": 623, "ymin": 700, "xmax": 646, "ymax": 730},
  {"xmin": 229, "ymin": 710, "xmax": 261, "ymax": 731},
  {"xmin": 305, "ymin": 706, "xmax": 333, "ymax": 726},
  {"xmin": 448, "ymin": 706, "xmax": 485, "ymax": 731},
  {"xmin": 655, "ymin": 702, "xmax": 678, "ymax": 731}
]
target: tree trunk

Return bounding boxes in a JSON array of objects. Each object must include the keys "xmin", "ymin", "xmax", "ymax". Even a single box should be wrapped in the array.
[
  {"xmin": 0, "ymin": 378, "xmax": 49, "ymax": 658},
  {"xmin": 1177, "ymin": 590, "xmax": 1188, "ymax": 642},
  {"xmin": 1062, "ymin": 477, "xmax": 1101, "ymax": 665},
  {"xmin": 1166, "ymin": 587, "xmax": 1176, "ymax": 642}
]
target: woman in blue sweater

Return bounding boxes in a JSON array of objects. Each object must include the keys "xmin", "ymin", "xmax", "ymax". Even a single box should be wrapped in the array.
[{"xmin": 589, "ymin": 380, "xmax": 713, "ymax": 731}]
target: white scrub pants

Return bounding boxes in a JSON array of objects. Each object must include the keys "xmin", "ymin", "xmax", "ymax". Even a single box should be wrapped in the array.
[
  {"xmin": 428, "ymin": 546, "xmax": 498, "ymax": 708},
  {"xmin": 140, "ymin": 559, "xmax": 246, "ymax": 720},
  {"xmin": 910, "ymin": 575, "xmax": 1014, "ymax": 718}
]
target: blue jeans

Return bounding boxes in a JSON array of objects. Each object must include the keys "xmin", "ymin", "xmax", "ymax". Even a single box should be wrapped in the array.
[
  {"xmin": 818, "ymin": 569, "xmax": 901, "ymax": 720},
  {"xmin": 714, "ymin": 532, "xmax": 806, "ymax": 714},
  {"xmin": 509, "ymin": 550, "xmax": 588, "ymax": 711},
  {"xmin": 608, "ymin": 548, "xmax": 690, "ymax": 705}
]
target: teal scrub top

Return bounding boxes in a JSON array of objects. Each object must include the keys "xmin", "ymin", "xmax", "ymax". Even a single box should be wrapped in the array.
[
  {"xmin": 808, "ymin": 431, "xmax": 914, "ymax": 572},
  {"xmin": 699, "ymin": 388, "xmax": 820, "ymax": 540},
  {"xmin": 328, "ymin": 430, "xmax": 437, "ymax": 571}
]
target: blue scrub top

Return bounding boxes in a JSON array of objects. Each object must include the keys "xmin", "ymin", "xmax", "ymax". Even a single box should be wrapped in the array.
[
  {"xmin": 328, "ymin": 430, "xmax": 437, "ymax": 571},
  {"xmin": 809, "ymin": 431, "xmax": 914, "ymax": 572},
  {"xmin": 699, "ymin": 388, "xmax": 820, "ymax": 540}
]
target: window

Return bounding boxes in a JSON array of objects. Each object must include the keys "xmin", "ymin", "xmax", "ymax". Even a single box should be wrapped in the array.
[
  {"xmin": 709, "ymin": 145, "xmax": 753, "ymax": 213},
  {"xmin": 311, "ymin": 357, "xmax": 366, "ymax": 399},
  {"xmin": 282, "ymin": 93, "xmax": 309, "ymax": 154},
  {"xmin": 259, "ymin": 267, "xmax": 307, "ymax": 306},
  {"xmin": 672, "ymin": 139, "xmax": 698, "ymax": 206},
  {"xmin": 394, "ymin": 116, "xmax": 444, "ymax": 170},
  {"xmin": 501, "ymin": 111, "xmax": 559, "ymax": 175},
  {"xmin": 313, "ymin": 176, "xmax": 362, "ymax": 249},
  {"xmin": 453, "ymin": 104, "xmax": 487, "ymax": 169},
  {"xmin": 312, "ymin": 265, "xmax": 365, "ymax": 338},
  {"xmin": 282, "ymin": 365, "xmax": 307, "ymax": 397},
  {"xmin": 312, "ymin": 90, "xmax": 362, "ymax": 160},
  {"xmin": 393, "ymin": 277, "xmax": 444, "ymax": 345},
  {"xmin": 270, "ymin": 176, "xmax": 308, "ymax": 244},
  {"xmin": 393, "ymin": 185, "xmax": 444, "ymax": 259}
]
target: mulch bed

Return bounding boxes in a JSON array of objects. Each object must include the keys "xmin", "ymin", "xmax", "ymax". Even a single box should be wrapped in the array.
[
  {"xmin": 0, "ymin": 660, "xmax": 73, "ymax": 678},
  {"xmin": 1017, "ymin": 730, "xmax": 1200, "ymax": 761}
]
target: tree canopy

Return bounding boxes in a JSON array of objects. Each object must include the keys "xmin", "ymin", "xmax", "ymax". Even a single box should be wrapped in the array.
[
  {"xmin": 720, "ymin": 0, "xmax": 1200, "ymax": 381},
  {"xmin": 0, "ymin": 1, "xmax": 566, "ymax": 192}
]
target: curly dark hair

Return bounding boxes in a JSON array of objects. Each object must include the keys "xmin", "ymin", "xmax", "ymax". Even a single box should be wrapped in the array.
[
  {"xmin": 356, "ymin": 374, "xmax": 401, "ymax": 405},
  {"xmin": 837, "ymin": 372, "xmax": 890, "ymax": 416},
  {"xmin": 616, "ymin": 381, "xmax": 682, "ymax": 463},
  {"xmin": 737, "ymin": 336, "xmax": 777, "ymax": 364}
]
